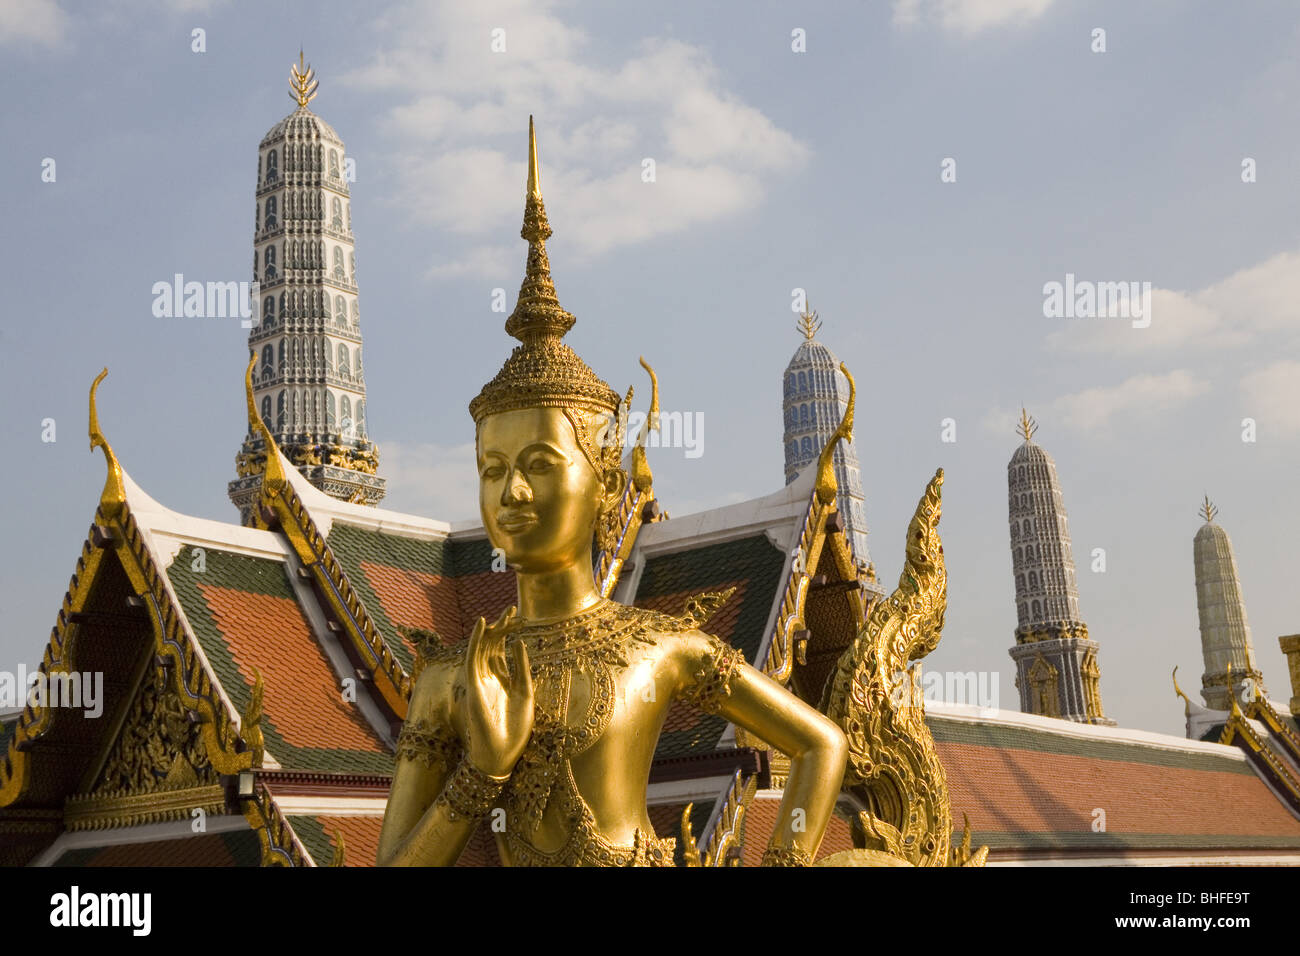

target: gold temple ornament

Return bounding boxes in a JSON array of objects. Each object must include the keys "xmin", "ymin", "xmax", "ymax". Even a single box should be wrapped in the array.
[{"xmin": 289, "ymin": 50, "xmax": 318, "ymax": 108}]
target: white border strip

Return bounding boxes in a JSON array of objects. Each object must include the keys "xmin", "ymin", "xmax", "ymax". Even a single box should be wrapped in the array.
[{"xmin": 32, "ymin": 816, "xmax": 251, "ymax": 866}]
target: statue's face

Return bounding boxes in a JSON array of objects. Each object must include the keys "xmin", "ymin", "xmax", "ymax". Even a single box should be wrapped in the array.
[{"xmin": 477, "ymin": 407, "xmax": 622, "ymax": 574}]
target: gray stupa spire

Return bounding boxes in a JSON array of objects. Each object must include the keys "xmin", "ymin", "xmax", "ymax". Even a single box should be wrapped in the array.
[
  {"xmin": 1193, "ymin": 497, "xmax": 1265, "ymax": 710},
  {"xmin": 781, "ymin": 302, "xmax": 881, "ymax": 597},
  {"xmin": 229, "ymin": 54, "xmax": 386, "ymax": 524},
  {"xmin": 1006, "ymin": 411, "xmax": 1112, "ymax": 724}
]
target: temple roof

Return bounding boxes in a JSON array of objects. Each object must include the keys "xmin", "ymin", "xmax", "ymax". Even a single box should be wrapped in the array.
[
  {"xmin": 928, "ymin": 701, "xmax": 1300, "ymax": 858},
  {"xmin": 8, "ymin": 364, "xmax": 1295, "ymax": 867}
]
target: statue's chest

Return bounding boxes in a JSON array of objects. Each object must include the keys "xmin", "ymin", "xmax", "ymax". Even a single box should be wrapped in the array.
[
  {"xmin": 525, "ymin": 653, "xmax": 623, "ymax": 755},
  {"xmin": 504, "ymin": 634, "xmax": 656, "ymax": 835}
]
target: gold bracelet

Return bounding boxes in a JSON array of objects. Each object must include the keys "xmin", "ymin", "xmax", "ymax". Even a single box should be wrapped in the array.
[
  {"xmin": 395, "ymin": 718, "xmax": 461, "ymax": 770},
  {"xmin": 761, "ymin": 844, "xmax": 813, "ymax": 867},
  {"xmin": 439, "ymin": 759, "xmax": 509, "ymax": 821}
]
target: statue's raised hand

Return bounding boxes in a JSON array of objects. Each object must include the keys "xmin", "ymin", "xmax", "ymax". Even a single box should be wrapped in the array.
[{"xmin": 463, "ymin": 606, "xmax": 533, "ymax": 777}]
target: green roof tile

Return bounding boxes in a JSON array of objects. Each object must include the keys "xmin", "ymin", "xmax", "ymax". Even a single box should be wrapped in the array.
[
  {"xmin": 167, "ymin": 545, "xmax": 394, "ymax": 776},
  {"xmin": 636, "ymin": 534, "xmax": 786, "ymax": 759},
  {"xmin": 287, "ymin": 813, "xmax": 333, "ymax": 865}
]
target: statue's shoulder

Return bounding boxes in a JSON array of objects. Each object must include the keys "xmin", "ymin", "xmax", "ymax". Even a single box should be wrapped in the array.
[
  {"xmin": 404, "ymin": 638, "xmax": 466, "ymax": 717},
  {"xmin": 624, "ymin": 588, "xmax": 747, "ymax": 713},
  {"xmin": 398, "ymin": 625, "xmax": 466, "ymax": 673},
  {"xmin": 617, "ymin": 587, "xmax": 739, "ymax": 649},
  {"xmin": 629, "ymin": 586, "xmax": 737, "ymax": 634}
]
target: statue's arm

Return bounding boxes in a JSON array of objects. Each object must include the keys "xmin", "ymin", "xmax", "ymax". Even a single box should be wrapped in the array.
[
  {"xmin": 676, "ymin": 631, "xmax": 848, "ymax": 866},
  {"xmin": 376, "ymin": 662, "xmax": 504, "ymax": 867}
]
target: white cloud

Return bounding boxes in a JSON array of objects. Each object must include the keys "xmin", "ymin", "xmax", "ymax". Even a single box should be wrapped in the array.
[
  {"xmin": 1046, "ymin": 251, "xmax": 1300, "ymax": 356},
  {"xmin": 0, "ymin": 0, "xmax": 69, "ymax": 48},
  {"xmin": 1197, "ymin": 251, "xmax": 1300, "ymax": 336},
  {"xmin": 375, "ymin": 441, "xmax": 479, "ymax": 521},
  {"xmin": 1240, "ymin": 360, "xmax": 1300, "ymax": 436},
  {"xmin": 428, "ymin": 244, "xmax": 515, "ymax": 281},
  {"xmin": 342, "ymin": 1, "xmax": 808, "ymax": 276},
  {"xmin": 985, "ymin": 369, "xmax": 1209, "ymax": 436},
  {"xmin": 1, "ymin": 0, "xmax": 233, "ymax": 51},
  {"xmin": 1053, "ymin": 370, "xmax": 1208, "ymax": 433},
  {"xmin": 892, "ymin": 0, "xmax": 1056, "ymax": 34}
]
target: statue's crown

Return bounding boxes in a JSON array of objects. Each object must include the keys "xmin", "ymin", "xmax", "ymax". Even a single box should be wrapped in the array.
[{"xmin": 469, "ymin": 118, "xmax": 621, "ymax": 426}]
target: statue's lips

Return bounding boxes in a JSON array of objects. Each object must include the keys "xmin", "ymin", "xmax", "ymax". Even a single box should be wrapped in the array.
[{"xmin": 497, "ymin": 512, "xmax": 539, "ymax": 533}]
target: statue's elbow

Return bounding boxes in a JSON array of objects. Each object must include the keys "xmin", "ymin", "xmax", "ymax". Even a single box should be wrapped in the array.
[{"xmin": 816, "ymin": 714, "xmax": 849, "ymax": 774}]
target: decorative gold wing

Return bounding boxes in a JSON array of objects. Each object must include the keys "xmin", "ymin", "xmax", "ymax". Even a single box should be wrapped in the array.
[{"xmin": 822, "ymin": 468, "xmax": 979, "ymax": 866}]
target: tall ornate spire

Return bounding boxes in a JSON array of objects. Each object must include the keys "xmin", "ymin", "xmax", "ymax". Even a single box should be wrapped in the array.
[
  {"xmin": 1006, "ymin": 415, "xmax": 1112, "ymax": 724},
  {"xmin": 229, "ymin": 63, "xmax": 385, "ymax": 525},
  {"xmin": 1193, "ymin": 499, "xmax": 1264, "ymax": 710},
  {"xmin": 504, "ymin": 116, "xmax": 575, "ymax": 343},
  {"xmin": 471, "ymin": 118, "xmax": 619, "ymax": 430},
  {"xmin": 781, "ymin": 303, "xmax": 879, "ymax": 592}
]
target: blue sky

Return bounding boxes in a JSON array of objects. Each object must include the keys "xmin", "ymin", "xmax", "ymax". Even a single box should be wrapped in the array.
[{"xmin": 2, "ymin": 0, "xmax": 1298, "ymax": 736}]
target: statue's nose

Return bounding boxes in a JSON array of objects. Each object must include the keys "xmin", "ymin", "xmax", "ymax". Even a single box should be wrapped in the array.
[{"xmin": 503, "ymin": 467, "xmax": 533, "ymax": 504}]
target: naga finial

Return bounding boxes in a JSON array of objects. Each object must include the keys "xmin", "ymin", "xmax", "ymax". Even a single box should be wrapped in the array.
[
  {"xmin": 330, "ymin": 828, "xmax": 347, "ymax": 867},
  {"xmin": 815, "ymin": 362, "xmax": 855, "ymax": 505},
  {"xmin": 822, "ymin": 466, "xmax": 956, "ymax": 866},
  {"xmin": 630, "ymin": 357, "xmax": 660, "ymax": 493},
  {"xmin": 1199, "ymin": 494, "xmax": 1218, "ymax": 524},
  {"xmin": 245, "ymin": 352, "xmax": 287, "ymax": 498},
  {"xmin": 88, "ymin": 368, "xmax": 126, "ymax": 519},
  {"xmin": 242, "ymin": 665, "xmax": 266, "ymax": 768},
  {"xmin": 796, "ymin": 300, "xmax": 821, "ymax": 340},
  {"xmin": 1224, "ymin": 663, "xmax": 1243, "ymax": 716},
  {"xmin": 680, "ymin": 803, "xmax": 702, "ymax": 867},
  {"xmin": 289, "ymin": 49, "xmax": 319, "ymax": 108},
  {"xmin": 1172, "ymin": 666, "xmax": 1192, "ymax": 717},
  {"xmin": 1017, "ymin": 407, "xmax": 1037, "ymax": 441}
]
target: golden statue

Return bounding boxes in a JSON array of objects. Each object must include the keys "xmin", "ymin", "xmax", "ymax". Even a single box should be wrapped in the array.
[{"xmin": 376, "ymin": 119, "xmax": 848, "ymax": 866}]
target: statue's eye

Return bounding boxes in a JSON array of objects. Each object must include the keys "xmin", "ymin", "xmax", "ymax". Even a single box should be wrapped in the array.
[
  {"xmin": 481, "ymin": 464, "xmax": 506, "ymax": 480},
  {"xmin": 527, "ymin": 457, "xmax": 554, "ymax": 474}
]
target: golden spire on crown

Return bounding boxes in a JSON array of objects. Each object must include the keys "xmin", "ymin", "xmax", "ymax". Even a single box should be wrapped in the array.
[
  {"xmin": 469, "ymin": 117, "xmax": 621, "ymax": 425},
  {"xmin": 290, "ymin": 49, "xmax": 319, "ymax": 108}
]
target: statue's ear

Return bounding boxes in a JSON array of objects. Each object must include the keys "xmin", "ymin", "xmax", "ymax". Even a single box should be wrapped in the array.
[{"xmin": 600, "ymin": 466, "xmax": 627, "ymax": 514}]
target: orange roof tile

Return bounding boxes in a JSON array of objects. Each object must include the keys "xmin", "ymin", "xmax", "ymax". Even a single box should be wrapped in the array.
[
  {"xmin": 200, "ymin": 585, "xmax": 387, "ymax": 754},
  {"xmin": 359, "ymin": 561, "xmax": 461, "ymax": 649},
  {"xmin": 740, "ymin": 797, "xmax": 855, "ymax": 866},
  {"xmin": 313, "ymin": 814, "xmax": 384, "ymax": 867},
  {"xmin": 938, "ymin": 740, "xmax": 1300, "ymax": 838}
]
